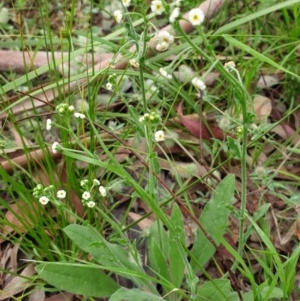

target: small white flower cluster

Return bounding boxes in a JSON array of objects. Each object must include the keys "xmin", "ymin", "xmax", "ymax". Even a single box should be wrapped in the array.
[
  {"xmin": 80, "ymin": 179, "xmax": 107, "ymax": 208},
  {"xmin": 33, "ymin": 184, "xmax": 67, "ymax": 206},
  {"xmin": 56, "ymin": 103, "xmax": 76, "ymax": 115},
  {"xmin": 139, "ymin": 111, "xmax": 161, "ymax": 124},
  {"xmin": 106, "ymin": 73, "xmax": 117, "ymax": 91},
  {"xmin": 156, "ymin": 31, "xmax": 174, "ymax": 52}
]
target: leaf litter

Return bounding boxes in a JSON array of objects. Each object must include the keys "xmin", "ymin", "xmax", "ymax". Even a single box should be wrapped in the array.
[{"xmin": 1, "ymin": 0, "xmax": 300, "ymax": 300}]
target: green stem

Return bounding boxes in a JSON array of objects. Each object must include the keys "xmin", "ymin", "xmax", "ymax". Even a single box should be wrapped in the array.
[{"xmin": 177, "ymin": 24, "xmax": 249, "ymax": 256}]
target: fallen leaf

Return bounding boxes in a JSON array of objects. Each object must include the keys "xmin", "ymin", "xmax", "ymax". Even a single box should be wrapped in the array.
[
  {"xmin": 128, "ymin": 212, "xmax": 154, "ymax": 230},
  {"xmin": 177, "ymin": 102, "xmax": 224, "ymax": 139},
  {"xmin": 253, "ymin": 95, "xmax": 272, "ymax": 122},
  {"xmin": 28, "ymin": 289, "xmax": 45, "ymax": 301},
  {"xmin": 256, "ymin": 75, "xmax": 279, "ymax": 89},
  {"xmin": 0, "ymin": 263, "xmax": 36, "ymax": 300}
]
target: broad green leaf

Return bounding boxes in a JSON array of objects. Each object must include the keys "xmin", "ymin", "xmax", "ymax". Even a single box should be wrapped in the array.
[
  {"xmin": 169, "ymin": 204, "xmax": 185, "ymax": 288},
  {"xmin": 36, "ymin": 263, "xmax": 119, "ymax": 298},
  {"xmin": 63, "ymin": 224, "xmax": 154, "ymax": 291},
  {"xmin": 147, "ymin": 220, "xmax": 169, "ymax": 258},
  {"xmin": 196, "ymin": 279, "xmax": 231, "ymax": 301},
  {"xmin": 109, "ymin": 288, "xmax": 163, "ymax": 301},
  {"xmin": 228, "ymin": 286, "xmax": 284, "ymax": 301},
  {"xmin": 148, "ymin": 238, "xmax": 170, "ymax": 283},
  {"xmin": 191, "ymin": 175, "xmax": 235, "ymax": 271}
]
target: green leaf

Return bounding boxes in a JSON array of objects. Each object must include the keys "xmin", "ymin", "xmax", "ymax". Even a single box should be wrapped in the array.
[
  {"xmin": 63, "ymin": 224, "xmax": 155, "ymax": 291},
  {"xmin": 196, "ymin": 279, "xmax": 231, "ymax": 301},
  {"xmin": 222, "ymin": 34, "xmax": 299, "ymax": 79},
  {"xmin": 64, "ymin": 225, "xmax": 135, "ymax": 270},
  {"xmin": 228, "ymin": 286, "xmax": 284, "ymax": 301},
  {"xmin": 109, "ymin": 288, "xmax": 163, "ymax": 301},
  {"xmin": 169, "ymin": 204, "xmax": 185, "ymax": 288},
  {"xmin": 191, "ymin": 175, "xmax": 235, "ymax": 271},
  {"xmin": 36, "ymin": 263, "xmax": 119, "ymax": 298},
  {"xmin": 148, "ymin": 238, "xmax": 170, "ymax": 283}
]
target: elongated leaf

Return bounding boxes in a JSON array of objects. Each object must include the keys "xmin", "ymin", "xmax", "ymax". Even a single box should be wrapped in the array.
[
  {"xmin": 64, "ymin": 224, "xmax": 155, "ymax": 291},
  {"xmin": 169, "ymin": 204, "xmax": 185, "ymax": 288},
  {"xmin": 148, "ymin": 238, "xmax": 170, "ymax": 283},
  {"xmin": 222, "ymin": 35, "xmax": 299, "ymax": 78},
  {"xmin": 64, "ymin": 224, "xmax": 137, "ymax": 271},
  {"xmin": 215, "ymin": 0, "xmax": 300, "ymax": 35},
  {"xmin": 109, "ymin": 288, "xmax": 163, "ymax": 301},
  {"xmin": 36, "ymin": 263, "xmax": 119, "ymax": 298},
  {"xmin": 191, "ymin": 175, "xmax": 235, "ymax": 271},
  {"xmin": 196, "ymin": 279, "xmax": 231, "ymax": 301}
]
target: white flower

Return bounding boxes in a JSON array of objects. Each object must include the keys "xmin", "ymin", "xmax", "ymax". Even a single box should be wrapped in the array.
[
  {"xmin": 106, "ymin": 82, "xmax": 113, "ymax": 90},
  {"xmin": 74, "ymin": 112, "xmax": 86, "ymax": 119},
  {"xmin": 114, "ymin": 10, "xmax": 123, "ymax": 23},
  {"xmin": 99, "ymin": 186, "xmax": 107, "ymax": 197},
  {"xmin": 192, "ymin": 77, "xmax": 206, "ymax": 91},
  {"xmin": 82, "ymin": 191, "xmax": 91, "ymax": 200},
  {"xmin": 156, "ymin": 41, "xmax": 169, "ymax": 52},
  {"xmin": 87, "ymin": 201, "xmax": 96, "ymax": 208},
  {"xmin": 169, "ymin": 7, "xmax": 180, "ymax": 23},
  {"xmin": 68, "ymin": 105, "xmax": 75, "ymax": 112},
  {"xmin": 51, "ymin": 142, "xmax": 60, "ymax": 154},
  {"xmin": 139, "ymin": 116, "xmax": 145, "ymax": 122},
  {"xmin": 39, "ymin": 196, "xmax": 49, "ymax": 205},
  {"xmin": 159, "ymin": 68, "xmax": 172, "ymax": 80},
  {"xmin": 46, "ymin": 119, "xmax": 52, "ymax": 131},
  {"xmin": 188, "ymin": 8, "xmax": 205, "ymax": 26},
  {"xmin": 129, "ymin": 58, "xmax": 140, "ymax": 68},
  {"xmin": 122, "ymin": 0, "xmax": 131, "ymax": 7},
  {"xmin": 154, "ymin": 130, "xmax": 165, "ymax": 142},
  {"xmin": 151, "ymin": 0, "xmax": 164, "ymax": 15},
  {"xmin": 93, "ymin": 179, "xmax": 100, "ymax": 186},
  {"xmin": 57, "ymin": 190, "xmax": 66, "ymax": 199},
  {"xmin": 157, "ymin": 31, "xmax": 174, "ymax": 44}
]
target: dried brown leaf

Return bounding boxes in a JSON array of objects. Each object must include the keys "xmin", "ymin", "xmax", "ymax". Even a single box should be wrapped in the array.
[
  {"xmin": 253, "ymin": 95, "xmax": 272, "ymax": 122},
  {"xmin": 128, "ymin": 212, "xmax": 154, "ymax": 230},
  {"xmin": 177, "ymin": 102, "xmax": 224, "ymax": 139},
  {"xmin": 0, "ymin": 264, "xmax": 35, "ymax": 300}
]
